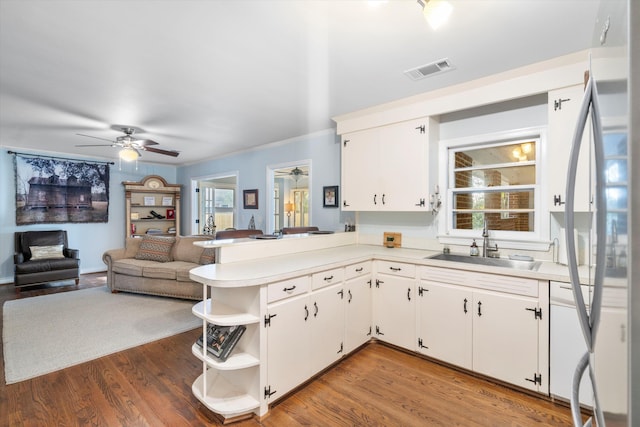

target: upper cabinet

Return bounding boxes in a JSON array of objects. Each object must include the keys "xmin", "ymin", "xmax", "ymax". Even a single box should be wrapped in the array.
[
  {"xmin": 123, "ymin": 175, "xmax": 181, "ymax": 238},
  {"xmin": 547, "ymin": 84, "xmax": 592, "ymax": 212},
  {"xmin": 341, "ymin": 117, "xmax": 435, "ymax": 211}
]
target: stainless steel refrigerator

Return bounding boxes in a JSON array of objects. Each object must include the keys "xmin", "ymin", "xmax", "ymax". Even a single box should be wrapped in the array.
[{"xmin": 563, "ymin": 1, "xmax": 637, "ymax": 426}]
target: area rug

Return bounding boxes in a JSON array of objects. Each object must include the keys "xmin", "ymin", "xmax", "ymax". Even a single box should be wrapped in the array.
[{"xmin": 3, "ymin": 286, "xmax": 200, "ymax": 384}]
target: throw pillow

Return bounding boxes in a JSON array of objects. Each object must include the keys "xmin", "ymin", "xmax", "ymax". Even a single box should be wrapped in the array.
[
  {"xmin": 30, "ymin": 245, "xmax": 65, "ymax": 260},
  {"xmin": 135, "ymin": 235, "xmax": 176, "ymax": 262},
  {"xmin": 199, "ymin": 247, "xmax": 216, "ymax": 265}
]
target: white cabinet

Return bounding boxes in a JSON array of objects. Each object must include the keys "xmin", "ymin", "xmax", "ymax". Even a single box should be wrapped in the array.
[
  {"xmin": 417, "ymin": 281, "xmax": 472, "ymax": 369},
  {"xmin": 344, "ymin": 262, "xmax": 372, "ymax": 353},
  {"xmin": 472, "ymin": 289, "xmax": 541, "ymax": 391},
  {"xmin": 547, "ymin": 84, "xmax": 592, "ymax": 212},
  {"xmin": 417, "ymin": 267, "xmax": 546, "ymax": 393},
  {"xmin": 341, "ymin": 117, "xmax": 433, "ymax": 211},
  {"xmin": 266, "ymin": 274, "xmax": 345, "ymax": 401},
  {"xmin": 373, "ymin": 261, "xmax": 416, "ymax": 350}
]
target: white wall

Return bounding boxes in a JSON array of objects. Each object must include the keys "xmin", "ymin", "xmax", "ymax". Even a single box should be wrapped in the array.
[{"xmin": 0, "ymin": 147, "xmax": 176, "ymax": 283}]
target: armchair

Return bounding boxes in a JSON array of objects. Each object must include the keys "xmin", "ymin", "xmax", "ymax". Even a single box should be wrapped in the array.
[{"xmin": 14, "ymin": 230, "xmax": 80, "ymax": 293}]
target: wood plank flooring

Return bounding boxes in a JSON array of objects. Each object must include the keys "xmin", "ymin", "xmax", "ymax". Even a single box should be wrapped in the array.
[{"xmin": 1, "ymin": 273, "xmax": 581, "ymax": 426}]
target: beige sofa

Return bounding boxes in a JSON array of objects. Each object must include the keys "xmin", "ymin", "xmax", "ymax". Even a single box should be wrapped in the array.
[{"xmin": 102, "ymin": 235, "xmax": 214, "ymax": 300}]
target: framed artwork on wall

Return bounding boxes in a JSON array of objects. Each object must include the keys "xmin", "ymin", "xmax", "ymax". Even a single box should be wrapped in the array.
[
  {"xmin": 323, "ymin": 186, "xmax": 339, "ymax": 208},
  {"xmin": 243, "ymin": 189, "xmax": 258, "ymax": 209}
]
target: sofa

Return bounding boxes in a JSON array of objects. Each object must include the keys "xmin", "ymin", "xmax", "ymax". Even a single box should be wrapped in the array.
[
  {"xmin": 102, "ymin": 235, "xmax": 215, "ymax": 300},
  {"xmin": 14, "ymin": 230, "xmax": 80, "ymax": 293}
]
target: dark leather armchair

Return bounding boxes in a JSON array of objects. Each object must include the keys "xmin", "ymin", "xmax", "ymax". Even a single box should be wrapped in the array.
[
  {"xmin": 14, "ymin": 230, "xmax": 80, "ymax": 292},
  {"xmin": 281, "ymin": 226, "xmax": 319, "ymax": 235}
]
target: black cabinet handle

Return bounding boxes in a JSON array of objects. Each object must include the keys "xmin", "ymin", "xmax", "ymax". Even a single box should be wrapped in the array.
[
  {"xmin": 283, "ymin": 286, "xmax": 296, "ymax": 292},
  {"xmin": 324, "ymin": 275, "xmax": 334, "ymax": 281},
  {"xmin": 389, "ymin": 267, "xmax": 401, "ymax": 272},
  {"xmin": 314, "ymin": 302, "xmax": 318, "ymax": 317},
  {"xmin": 373, "ymin": 194, "xmax": 377, "ymax": 205},
  {"xmin": 348, "ymin": 290, "xmax": 352, "ymax": 303},
  {"xmin": 463, "ymin": 298, "xmax": 468, "ymax": 314},
  {"xmin": 382, "ymin": 194, "xmax": 386, "ymax": 205},
  {"xmin": 304, "ymin": 305, "xmax": 309, "ymax": 321},
  {"xmin": 355, "ymin": 267, "xmax": 363, "ymax": 272},
  {"xmin": 477, "ymin": 301, "xmax": 482, "ymax": 317},
  {"xmin": 407, "ymin": 288, "xmax": 411, "ymax": 301}
]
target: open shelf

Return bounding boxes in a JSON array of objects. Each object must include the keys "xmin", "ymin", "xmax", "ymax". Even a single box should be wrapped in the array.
[
  {"xmin": 192, "ymin": 299, "xmax": 260, "ymax": 326},
  {"xmin": 192, "ymin": 372, "xmax": 260, "ymax": 417},
  {"xmin": 191, "ymin": 344, "xmax": 260, "ymax": 370}
]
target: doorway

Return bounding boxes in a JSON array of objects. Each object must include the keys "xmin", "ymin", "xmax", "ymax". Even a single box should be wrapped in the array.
[
  {"xmin": 267, "ymin": 162, "xmax": 311, "ymax": 234},
  {"xmin": 191, "ymin": 173, "xmax": 238, "ymax": 235}
]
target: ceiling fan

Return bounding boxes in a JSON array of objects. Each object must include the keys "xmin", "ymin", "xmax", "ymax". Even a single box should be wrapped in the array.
[
  {"xmin": 274, "ymin": 166, "xmax": 309, "ymax": 181},
  {"xmin": 75, "ymin": 127, "xmax": 179, "ymax": 159}
]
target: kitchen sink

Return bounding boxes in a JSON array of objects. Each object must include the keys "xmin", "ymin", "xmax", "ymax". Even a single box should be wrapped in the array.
[{"xmin": 426, "ymin": 253, "xmax": 541, "ymax": 271}]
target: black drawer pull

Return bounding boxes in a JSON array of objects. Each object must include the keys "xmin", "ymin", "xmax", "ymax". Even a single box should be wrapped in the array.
[
  {"xmin": 355, "ymin": 267, "xmax": 363, "ymax": 272},
  {"xmin": 390, "ymin": 267, "xmax": 401, "ymax": 272},
  {"xmin": 324, "ymin": 275, "xmax": 334, "ymax": 281},
  {"xmin": 283, "ymin": 286, "xmax": 296, "ymax": 292}
]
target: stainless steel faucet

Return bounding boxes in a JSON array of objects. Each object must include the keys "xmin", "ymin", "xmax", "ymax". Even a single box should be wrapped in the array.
[{"xmin": 482, "ymin": 219, "xmax": 499, "ymax": 258}]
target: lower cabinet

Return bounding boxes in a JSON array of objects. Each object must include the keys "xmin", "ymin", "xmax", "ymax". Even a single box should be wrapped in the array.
[
  {"xmin": 344, "ymin": 272, "xmax": 372, "ymax": 353},
  {"xmin": 266, "ymin": 278, "xmax": 344, "ymax": 400},
  {"xmin": 373, "ymin": 261, "xmax": 416, "ymax": 350},
  {"xmin": 417, "ymin": 267, "xmax": 546, "ymax": 393}
]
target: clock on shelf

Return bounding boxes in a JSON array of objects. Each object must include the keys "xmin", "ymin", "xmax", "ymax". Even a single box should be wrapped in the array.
[{"xmin": 122, "ymin": 175, "xmax": 181, "ymax": 238}]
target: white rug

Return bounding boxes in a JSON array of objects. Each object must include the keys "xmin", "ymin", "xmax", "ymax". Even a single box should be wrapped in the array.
[{"xmin": 3, "ymin": 286, "xmax": 200, "ymax": 384}]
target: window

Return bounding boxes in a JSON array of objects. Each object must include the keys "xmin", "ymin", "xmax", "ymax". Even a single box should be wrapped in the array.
[{"xmin": 442, "ymin": 131, "xmax": 543, "ymax": 245}]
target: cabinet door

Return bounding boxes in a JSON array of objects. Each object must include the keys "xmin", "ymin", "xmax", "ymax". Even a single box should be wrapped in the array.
[
  {"xmin": 594, "ymin": 306, "xmax": 627, "ymax": 415},
  {"xmin": 344, "ymin": 275, "xmax": 372, "ymax": 354},
  {"xmin": 547, "ymin": 84, "xmax": 592, "ymax": 212},
  {"xmin": 378, "ymin": 118, "xmax": 429, "ymax": 211},
  {"xmin": 417, "ymin": 281, "xmax": 472, "ymax": 370},
  {"xmin": 266, "ymin": 294, "xmax": 311, "ymax": 400},
  {"xmin": 341, "ymin": 128, "xmax": 380, "ymax": 211},
  {"xmin": 309, "ymin": 283, "xmax": 345, "ymax": 375},
  {"xmin": 373, "ymin": 275, "xmax": 415, "ymax": 350},
  {"xmin": 472, "ymin": 290, "xmax": 540, "ymax": 391}
]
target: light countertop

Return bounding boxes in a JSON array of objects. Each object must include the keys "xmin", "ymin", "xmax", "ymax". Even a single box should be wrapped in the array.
[{"xmin": 189, "ymin": 244, "xmax": 598, "ymax": 288}]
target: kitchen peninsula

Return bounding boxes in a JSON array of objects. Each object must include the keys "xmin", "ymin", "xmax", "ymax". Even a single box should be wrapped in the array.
[{"xmin": 188, "ymin": 233, "xmax": 583, "ymax": 422}]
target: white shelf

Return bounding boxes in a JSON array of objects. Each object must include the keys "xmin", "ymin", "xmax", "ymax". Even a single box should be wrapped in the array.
[
  {"xmin": 192, "ymin": 299, "xmax": 260, "ymax": 326},
  {"xmin": 191, "ymin": 344, "xmax": 260, "ymax": 370},
  {"xmin": 192, "ymin": 372, "xmax": 260, "ymax": 417}
]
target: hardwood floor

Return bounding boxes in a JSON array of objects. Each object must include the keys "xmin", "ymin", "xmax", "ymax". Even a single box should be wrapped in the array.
[{"xmin": 1, "ymin": 274, "xmax": 581, "ymax": 426}]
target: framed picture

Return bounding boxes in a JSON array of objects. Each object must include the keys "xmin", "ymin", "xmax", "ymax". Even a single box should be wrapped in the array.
[
  {"xmin": 143, "ymin": 196, "xmax": 156, "ymax": 206},
  {"xmin": 166, "ymin": 209, "xmax": 175, "ymax": 219},
  {"xmin": 243, "ymin": 189, "xmax": 258, "ymax": 209},
  {"xmin": 162, "ymin": 196, "xmax": 173, "ymax": 206},
  {"xmin": 323, "ymin": 186, "xmax": 339, "ymax": 208},
  {"xmin": 130, "ymin": 212, "xmax": 140, "ymax": 220}
]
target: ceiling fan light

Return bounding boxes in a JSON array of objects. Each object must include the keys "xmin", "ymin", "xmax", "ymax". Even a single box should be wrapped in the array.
[
  {"xmin": 119, "ymin": 147, "xmax": 139, "ymax": 162},
  {"xmin": 421, "ymin": 0, "xmax": 453, "ymax": 30}
]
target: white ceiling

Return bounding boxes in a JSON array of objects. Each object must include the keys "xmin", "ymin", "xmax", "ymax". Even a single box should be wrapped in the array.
[{"xmin": 0, "ymin": 0, "xmax": 602, "ymax": 165}]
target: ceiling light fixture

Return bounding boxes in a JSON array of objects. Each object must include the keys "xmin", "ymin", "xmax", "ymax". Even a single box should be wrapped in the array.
[
  {"xmin": 417, "ymin": 0, "xmax": 453, "ymax": 30},
  {"xmin": 119, "ymin": 147, "xmax": 139, "ymax": 162}
]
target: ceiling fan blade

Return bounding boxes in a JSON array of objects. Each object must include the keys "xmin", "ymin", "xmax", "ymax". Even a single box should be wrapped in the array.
[
  {"xmin": 143, "ymin": 146, "xmax": 180, "ymax": 157},
  {"xmin": 133, "ymin": 139, "xmax": 159, "ymax": 146},
  {"xmin": 76, "ymin": 133, "xmax": 115, "ymax": 143},
  {"xmin": 75, "ymin": 144, "xmax": 114, "ymax": 147}
]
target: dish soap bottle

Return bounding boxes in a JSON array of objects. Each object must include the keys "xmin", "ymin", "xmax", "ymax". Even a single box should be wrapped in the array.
[{"xmin": 470, "ymin": 239, "xmax": 479, "ymax": 256}]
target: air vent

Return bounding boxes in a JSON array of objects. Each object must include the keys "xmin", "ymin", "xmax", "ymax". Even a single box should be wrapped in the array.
[{"xmin": 404, "ymin": 58, "xmax": 455, "ymax": 81}]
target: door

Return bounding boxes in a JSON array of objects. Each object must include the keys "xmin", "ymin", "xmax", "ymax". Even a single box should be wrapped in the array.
[
  {"xmin": 266, "ymin": 294, "xmax": 311, "ymax": 400},
  {"xmin": 344, "ymin": 274, "xmax": 372, "ymax": 354},
  {"xmin": 373, "ymin": 274, "xmax": 415, "ymax": 350},
  {"xmin": 417, "ymin": 281, "xmax": 472, "ymax": 370},
  {"xmin": 472, "ymin": 290, "xmax": 540, "ymax": 391},
  {"xmin": 309, "ymin": 283, "xmax": 345, "ymax": 374}
]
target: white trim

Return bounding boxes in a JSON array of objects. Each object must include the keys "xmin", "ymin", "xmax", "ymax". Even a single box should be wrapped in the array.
[{"xmin": 438, "ymin": 126, "xmax": 549, "ymax": 250}]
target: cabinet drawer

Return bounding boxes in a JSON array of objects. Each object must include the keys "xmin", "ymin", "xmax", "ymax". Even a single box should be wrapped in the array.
[
  {"xmin": 344, "ymin": 261, "xmax": 371, "ymax": 280},
  {"xmin": 376, "ymin": 261, "xmax": 415, "ymax": 278},
  {"xmin": 312, "ymin": 268, "xmax": 345, "ymax": 290},
  {"xmin": 268, "ymin": 276, "xmax": 310, "ymax": 303}
]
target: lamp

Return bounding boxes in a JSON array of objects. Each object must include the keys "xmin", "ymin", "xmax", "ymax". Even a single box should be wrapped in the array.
[
  {"xmin": 417, "ymin": 0, "xmax": 453, "ymax": 30},
  {"xmin": 285, "ymin": 202, "xmax": 294, "ymax": 227},
  {"xmin": 119, "ymin": 147, "xmax": 139, "ymax": 162}
]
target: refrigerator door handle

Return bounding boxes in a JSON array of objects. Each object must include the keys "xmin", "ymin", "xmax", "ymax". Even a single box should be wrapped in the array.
[{"xmin": 565, "ymin": 71, "xmax": 606, "ymax": 427}]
